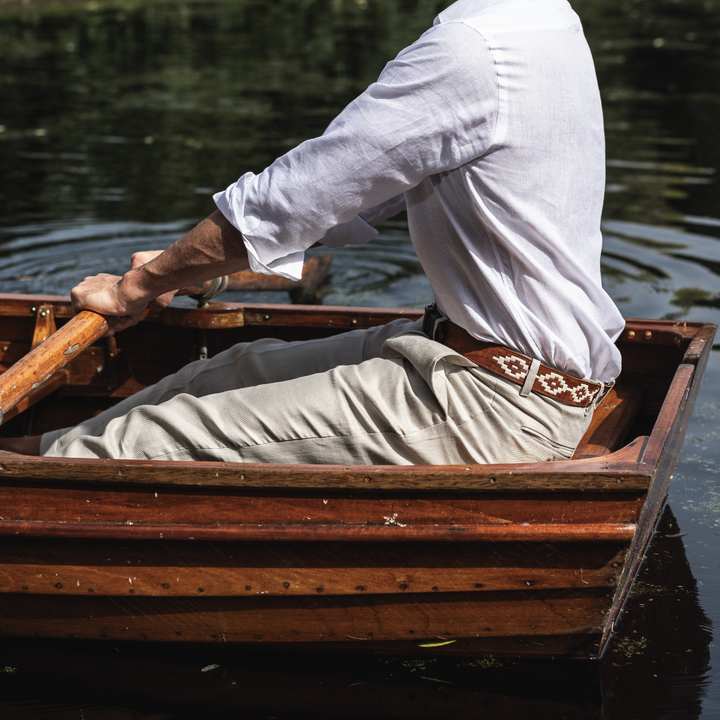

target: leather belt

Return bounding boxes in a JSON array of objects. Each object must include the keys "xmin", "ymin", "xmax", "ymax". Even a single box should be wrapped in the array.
[{"xmin": 422, "ymin": 305, "xmax": 609, "ymax": 408}]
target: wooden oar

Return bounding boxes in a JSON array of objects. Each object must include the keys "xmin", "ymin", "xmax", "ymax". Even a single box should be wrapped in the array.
[
  {"xmin": 0, "ymin": 255, "xmax": 332, "ymax": 425},
  {"xmin": 181, "ymin": 253, "xmax": 332, "ymax": 304},
  {"xmin": 0, "ymin": 310, "xmax": 113, "ymax": 425}
]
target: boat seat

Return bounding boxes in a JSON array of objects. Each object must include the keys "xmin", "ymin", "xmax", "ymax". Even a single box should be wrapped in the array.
[{"xmin": 572, "ymin": 385, "xmax": 644, "ymax": 460}]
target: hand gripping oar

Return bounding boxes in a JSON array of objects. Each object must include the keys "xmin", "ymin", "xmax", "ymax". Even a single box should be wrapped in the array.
[{"xmin": 0, "ymin": 254, "xmax": 332, "ymax": 425}]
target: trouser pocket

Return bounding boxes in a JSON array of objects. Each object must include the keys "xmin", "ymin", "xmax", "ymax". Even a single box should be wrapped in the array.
[{"xmin": 521, "ymin": 424, "xmax": 577, "ymax": 461}]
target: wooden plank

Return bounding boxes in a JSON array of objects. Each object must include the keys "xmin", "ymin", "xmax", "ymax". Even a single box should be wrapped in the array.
[
  {"xmin": 0, "ymin": 485, "xmax": 645, "ymax": 526},
  {"xmin": 638, "ymin": 364, "xmax": 696, "ymax": 470},
  {"xmin": 0, "ymin": 295, "xmax": 709, "ymax": 337},
  {"xmin": 157, "ymin": 302, "xmax": 423, "ymax": 330},
  {"xmin": 0, "ymin": 537, "xmax": 628, "ymax": 597},
  {"xmin": 0, "ymin": 340, "xmax": 31, "ymax": 370},
  {"xmin": 0, "ymin": 588, "xmax": 612, "ymax": 643},
  {"xmin": 682, "ymin": 322, "xmax": 717, "ymax": 366},
  {"xmin": 0, "ymin": 484, "xmax": 641, "ymax": 542},
  {"xmin": 0, "ymin": 293, "xmax": 71, "ymax": 315},
  {"xmin": 573, "ymin": 385, "xmax": 644, "ymax": 460},
  {"xmin": 0, "ymin": 519, "xmax": 636, "ymax": 542}
]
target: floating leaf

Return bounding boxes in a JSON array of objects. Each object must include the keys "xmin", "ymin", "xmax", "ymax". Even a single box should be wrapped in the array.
[{"xmin": 415, "ymin": 639, "xmax": 457, "ymax": 648}]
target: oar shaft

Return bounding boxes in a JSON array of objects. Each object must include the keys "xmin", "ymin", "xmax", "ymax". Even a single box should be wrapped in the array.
[
  {"xmin": 0, "ymin": 311, "xmax": 113, "ymax": 425},
  {"xmin": 177, "ymin": 254, "xmax": 332, "ymax": 300}
]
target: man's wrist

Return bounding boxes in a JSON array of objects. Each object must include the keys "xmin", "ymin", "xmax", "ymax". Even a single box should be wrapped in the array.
[{"xmin": 118, "ymin": 266, "xmax": 160, "ymax": 311}]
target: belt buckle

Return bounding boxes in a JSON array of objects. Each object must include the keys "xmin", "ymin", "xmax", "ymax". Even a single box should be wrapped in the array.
[{"xmin": 423, "ymin": 304, "xmax": 448, "ymax": 342}]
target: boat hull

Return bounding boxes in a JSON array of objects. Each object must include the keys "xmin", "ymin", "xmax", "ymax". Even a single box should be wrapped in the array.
[{"xmin": 0, "ymin": 294, "xmax": 715, "ymax": 657}]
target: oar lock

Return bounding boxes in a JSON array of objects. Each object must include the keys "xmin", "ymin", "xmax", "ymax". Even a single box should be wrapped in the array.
[{"xmin": 189, "ymin": 275, "xmax": 230, "ymax": 307}]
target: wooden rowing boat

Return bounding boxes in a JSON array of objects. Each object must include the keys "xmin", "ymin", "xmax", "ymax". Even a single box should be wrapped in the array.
[{"xmin": 0, "ymin": 293, "xmax": 714, "ymax": 658}]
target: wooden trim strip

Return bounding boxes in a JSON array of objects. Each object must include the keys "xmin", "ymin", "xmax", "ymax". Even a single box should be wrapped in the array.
[
  {"xmin": 0, "ymin": 452, "xmax": 652, "ymax": 491},
  {"xmin": 0, "ymin": 548, "xmax": 627, "ymax": 597},
  {"xmin": 0, "ymin": 588, "xmax": 613, "ymax": 643},
  {"xmin": 639, "ymin": 364, "xmax": 694, "ymax": 468},
  {"xmin": 0, "ymin": 520, "xmax": 636, "ymax": 542}
]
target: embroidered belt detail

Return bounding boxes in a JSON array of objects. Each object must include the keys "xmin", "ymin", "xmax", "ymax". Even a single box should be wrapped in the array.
[
  {"xmin": 489, "ymin": 348, "xmax": 597, "ymax": 407},
  {"xmin": 422, "ymin": 304, "xmax": 609, "ymax": 408}
]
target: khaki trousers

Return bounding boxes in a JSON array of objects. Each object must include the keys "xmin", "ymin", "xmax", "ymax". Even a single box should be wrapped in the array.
[{"xmin": 41, "ymin": 319, "xmax": 593, "ymax": 464}]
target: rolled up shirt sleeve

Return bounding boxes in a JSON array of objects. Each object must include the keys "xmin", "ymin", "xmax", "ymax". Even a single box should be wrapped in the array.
[{"xmin": 214, "ymin": 21, "xmax": 498, "ymax": 279}]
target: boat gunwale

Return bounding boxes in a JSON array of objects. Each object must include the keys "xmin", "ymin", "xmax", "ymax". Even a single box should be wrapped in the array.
[{"xmin": 0, "ymin": 445, "xmax": 654, "ymax": 490}]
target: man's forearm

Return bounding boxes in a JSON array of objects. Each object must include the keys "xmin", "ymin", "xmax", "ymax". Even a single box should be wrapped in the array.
[
  {"xmin": 122, "ymin": 210, "xmax": 250, "ymax": 303},
  {"xmin": 69, "ymin": 210, "xmax": 250, "ymax": 333}
]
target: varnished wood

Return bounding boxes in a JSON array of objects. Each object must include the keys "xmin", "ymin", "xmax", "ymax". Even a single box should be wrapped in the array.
[
  {"xmin": 599, "ymin": 351, "xmax": 713, "ymax": 652},
  {"xmin": 290, "ymin": 253, "xmax": 333, "ymax": 303},
  {"xmin": 0, "ymin": 295, "xmax": 702, "ymax": 338},
  {"xmin": 0, "ymin": 588, "xmax": 612, "ymax": 643},
  {"xmin": 0, "ymin": 370, "xmax": 68, "ymax": 426},
  {"xmin": 0, "ymin": 295, "xmax": 715, "ymax": 657},
  {"xmin": 0, "ymin": 310, "xmax": 111, "ymax": 424},
  {"xmin": 0, "ymin": 448, "xmax": 653, "ymax": 491},
  {"xmin": 0, "ymin": 483, "xmax": 641, "ymax": 541},
  {"xmin": 0, "ymin": 486, "xmax": 645, "ymax": 526},
  {"xmin": 0, "ymin": 518, "xmax": 637, "ymax": 543},
  {"xmin": 157, "ymin": 301, "xmax": 424, "ymax": 330},
  {"xmin": 572, "ymin": 385, "xmax": 644, "ymax": 460},
  {"xmin": 681, "ymin": 323, "xmax": 717, "ymax": 365},
  {"xmin": 30, "ymin": 304, "xmax": 56, "ymax": 349},
  {"xmin": 0, "ymin": 538, "xmax": 627, "ymax": 597}
]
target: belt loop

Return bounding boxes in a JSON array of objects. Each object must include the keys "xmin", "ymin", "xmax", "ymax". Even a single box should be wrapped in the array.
[
  {"xmin": 593, "ymin": 381, "xmax": 606, "ymax": 407},
  {"xmin": 586, "ymin": 381, "xmax": 607, "ymax": 415},
  {"xmin": 520, "ymin": 358, "xmax": 541, "ymax": 397}
]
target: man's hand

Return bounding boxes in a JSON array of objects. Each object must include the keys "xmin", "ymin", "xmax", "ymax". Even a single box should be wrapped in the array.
[
  {"xmin": 69, "ymin": 210, "xmax": 251, "ymax": 336},
  {"xmin": 70, "ymin": 250, "xmax": 176, "ymax": 335},
  {"xmin": 70, "ymin": 272, "xmax": 151, "ymax": 335}
]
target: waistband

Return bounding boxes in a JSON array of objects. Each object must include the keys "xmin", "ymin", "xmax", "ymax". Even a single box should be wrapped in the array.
[{"xmin": 422, "ymin": 304, "xmax": 610, "ymax": 408}]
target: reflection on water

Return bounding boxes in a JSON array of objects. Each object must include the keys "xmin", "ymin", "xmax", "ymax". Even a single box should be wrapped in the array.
[
  {"xmin": 601, "ymin": 219, "xmax": 720, "ymax": 322},
  {"xmin": 0, "ymin": 0, "xmax": 719, "ymax": 717},
  {"xmin": 601, "ymin": 507, "xmax": 713, "ymax": 720},
  {"xmin": 0, "ymin": 218, "xmax": 195, "ymax": 296}
]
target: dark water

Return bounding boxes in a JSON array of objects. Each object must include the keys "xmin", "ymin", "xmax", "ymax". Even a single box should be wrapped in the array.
[{"xmin": 0, "ymin": 0, "xmax": 719, "ymax": 717}]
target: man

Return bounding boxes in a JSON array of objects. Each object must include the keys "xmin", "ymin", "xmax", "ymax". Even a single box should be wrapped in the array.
[{"xmin": 2, "ymin": 0, "xmax": 624, "ymax": 464}]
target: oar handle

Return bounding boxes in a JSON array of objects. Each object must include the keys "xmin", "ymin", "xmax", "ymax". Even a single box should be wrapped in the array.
[{"xmin": 0, "ymin": 311, "xmax": 114, "ymax": 425}]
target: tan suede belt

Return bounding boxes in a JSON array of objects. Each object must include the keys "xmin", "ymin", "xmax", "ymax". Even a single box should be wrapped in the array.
[{"xmin": 422, "ymin": 305, "xmax": 608, "ymax": 408}]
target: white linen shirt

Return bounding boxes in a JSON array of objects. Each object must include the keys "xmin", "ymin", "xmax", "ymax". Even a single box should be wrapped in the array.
[{"xmin": 214, "ymin": 0, "xmax": 625, "ymax": 382}]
